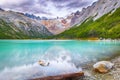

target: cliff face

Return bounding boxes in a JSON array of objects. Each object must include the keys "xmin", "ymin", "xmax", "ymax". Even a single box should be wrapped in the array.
[
  {"xmin": 70, "ymin": 0, "xmax": 120, "ymax": 26},
  {"xmin": 0, "ymin": 10, "xmax": 52, "ymax": 39},
  {"xmin": 40, "ymin": 17, "xmax": 71, "ymax": 34}
]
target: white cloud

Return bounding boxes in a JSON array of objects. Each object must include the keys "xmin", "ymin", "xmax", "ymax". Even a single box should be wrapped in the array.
[
  {"xmin": 0, "ymin": 0, "xmax": 27, "ymax": 6},
  {"xmin": 0, "ymin": 0, "xmax": 98, "ymax": 18}
]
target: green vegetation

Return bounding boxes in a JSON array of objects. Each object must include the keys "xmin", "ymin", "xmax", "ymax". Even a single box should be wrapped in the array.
[
  {"xmin": 0, "ymin": 19, "xmax": 51, "ymax": 39},
  {"xmin": 0, "ymin": 19, "xmax": 29, "ymax": 39},
  {"xmin": 54, "ymin": 8, "xmax": 120, "ymax": 39},
  {"xmin": 0, "ymin": 7, "xmax": 120, "ymax": 39}
]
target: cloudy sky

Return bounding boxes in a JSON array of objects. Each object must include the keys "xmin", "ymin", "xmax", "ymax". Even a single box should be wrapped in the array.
[{"xmin": 0, "ymin": 0, "xmax": 98, "ymax": 18}]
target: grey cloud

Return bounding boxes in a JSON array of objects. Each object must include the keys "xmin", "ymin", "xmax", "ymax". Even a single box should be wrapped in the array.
[
  {"xmin": 37, "ymin": 0, "xmax": 47, "ymax": 6},
  {"xmin": 50, "ymin": 0, "xmax": 68, "ymax": 3},
  {"xmin": 31, "ymin": 9, "xmax": 52, "ymax": 15},
  {"xmin": 50, "ymin": 0, "xmax": 91, "ymax": 9},
  {"xmin": 66, "ymin": 1, "xmax": 90, "ymax": 9},
  {"xmin": 0, "ymin": 0, "xmax": 97, "ymax": 17}
]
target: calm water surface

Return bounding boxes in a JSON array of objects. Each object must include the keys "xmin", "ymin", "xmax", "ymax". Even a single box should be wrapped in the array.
[{"xmin": 0, "ymin": 40, "xmax": 120, "ymax": 80}]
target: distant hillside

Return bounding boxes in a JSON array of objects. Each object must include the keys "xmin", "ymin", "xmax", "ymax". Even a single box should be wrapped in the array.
[
  {"xmin": 0, "ymin": 10, "xmax": 52, "ymax": 39},
  {"xmin": 54, "ymin": 7, "xmax": 120, "ymax": 39},
  {"xmin": 24, "ymin": 13, "xmax": 41, "ymax": 20},
  {"xmin": 24, "ymin": 13, "xmax": 49, "ymax": 20}
]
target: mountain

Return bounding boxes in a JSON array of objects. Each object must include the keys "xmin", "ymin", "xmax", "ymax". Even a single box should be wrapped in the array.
[
  {"xmin": 40, "ymin": 0, "xmax": 120, "ymax": 35},
  {"xmin": 40, "ymin": 17, "xmax": 72, "ymax": 34},
  {"xmin": 50, "ymin": 0, "xmax": 120, "ymax": 39},
  {"xmin": 24, "ymin": 13, "xmax": 41, "ymax": 20},
  {"xmin": 54, "ymin": 7, "xmax": 120, "ymax": 39},
  {"xmin": 0, "ymin": 0, "xmax": 120, "ymax": 39},
  {"xmin": 24, "ymin": 13, "xmax": 48, "ymax": 20},
  {"xmin": 0, "ymin": 10, "xmax": 52, "ymax": 39},
  {"xmin": 0, "ymin": 8, "xmax": 4, "ymax": 11},
  {"xmin": 70, "ymin": 0, "xmax": 120, "ymax": 26}
]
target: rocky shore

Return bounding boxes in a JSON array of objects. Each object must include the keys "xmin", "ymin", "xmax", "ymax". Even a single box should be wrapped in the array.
[
  {"xmin": 32, "ymin": 56, "xmax": 120, "ymax": 80},
  {"xmin": 79, "ymin": 56, "xmax": 120, "ymax": 80}
]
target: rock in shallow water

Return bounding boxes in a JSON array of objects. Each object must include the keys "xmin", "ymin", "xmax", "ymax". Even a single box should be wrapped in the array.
[
  {"xmin": 38, "ymin": 60, "xmax": 50, "ymax": 66},
  {"xmin": 93, "ymin": 61, "xmax": 114, "ymax": 73}
]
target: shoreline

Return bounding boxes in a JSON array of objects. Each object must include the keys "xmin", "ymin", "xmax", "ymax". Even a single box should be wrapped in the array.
[
  {"xmin": 31, "ymin": 55, "xmax": 120, "ymax": 80},
  {"xmin": 0, "ymin": 39, "xmax": 120, "ymax": 41},
  {"xmin": 0, "ymin": 37, "xmax": 120, "ymax": 41},
  {"xmin": 80, "ymin": 56, "xmax": 120, "ymax": 80}
]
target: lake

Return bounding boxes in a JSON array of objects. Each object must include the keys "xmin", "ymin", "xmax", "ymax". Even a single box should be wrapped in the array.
[{"xmin": 0, "ymin": 40, "xmax": 120, "ymax": 80}]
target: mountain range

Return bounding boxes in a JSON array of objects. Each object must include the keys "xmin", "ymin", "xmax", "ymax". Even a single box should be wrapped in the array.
[
  {"xmin": 0, "ymin": 10, "xmax": 52, "ymax": 39},
  {"xmin": 53, "ymin": 0, "xmax": 120, "ymax": 39},
  {"xmin": 0, "ymin": 0, "xmax": 120, "ymax": 39},
  {"xmin": 24, "ymin": 13, "xmax": 49, "ymax": 20}
]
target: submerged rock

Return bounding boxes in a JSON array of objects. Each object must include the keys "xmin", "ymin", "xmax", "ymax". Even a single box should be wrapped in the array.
[
  {"xmin": 38, "ymin": 60, "xmax": 50, "ymax": 66},
  {"xmin": 93, "ymin": 61, "xmax": 114, "ymax": 73}
]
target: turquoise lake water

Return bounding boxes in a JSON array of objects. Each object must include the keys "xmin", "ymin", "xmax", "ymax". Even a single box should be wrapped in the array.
[{"xmin": 0, "ymin": 40, "xmax": 120, "ymax": 80}]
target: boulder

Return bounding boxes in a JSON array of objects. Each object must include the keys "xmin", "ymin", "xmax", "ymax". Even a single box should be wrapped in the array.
[
  {"xmin": 93, "ymin": 61, "xmax": 114, "ymax": 73},
  {"xmin": 38, "ymin": 60, "xmax": 49, "ymax": 66}
]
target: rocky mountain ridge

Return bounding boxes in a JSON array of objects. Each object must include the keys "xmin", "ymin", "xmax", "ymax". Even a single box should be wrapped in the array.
[
  {"xmin": 39, "ymin": 0, "xmax": 120, "ymax": 35},
  {"xmin": 70, "ymin": 0, "xmax": 120, "ymax": 26},
  {"xmin": 55, "ymin": 7, "xmax": 120, "ymax": 39},
  {"xmin": 0, "ymin": 10, "xmax": 52, "ymax": 39},
  {"xmin": 24, "ymin": 13, "xmax": 49, "ymax": 20},
  {"xmin": 40, "ymin": 17, "xmax": 72, "ymax": 34}
]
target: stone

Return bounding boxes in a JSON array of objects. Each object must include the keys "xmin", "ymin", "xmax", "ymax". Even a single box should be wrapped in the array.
[
  {"xmin": 38, "ymin": 60, "xmax": 49, "ymax": 66},
  {"xmin": 93, "ymin": 61, "xmax": 114, "ymax": 73}
]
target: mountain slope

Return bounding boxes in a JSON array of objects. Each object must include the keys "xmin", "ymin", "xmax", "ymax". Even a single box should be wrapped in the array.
[
  {"xmin": 54, "ymin": 7, "xmax": 120, "ymax": 39},
  {"xmin": 70, "ymin": 0, "xmax": 120, "ymax": 26},
  {"xmin": 40, "ymin": 17, "xmax": 71, "ymax": 34},
  {"xmin": 41, "ymin": 0, "xmax": 120, "ymax": 35},
  {"xmin": 0, "ymin": 10, "xmax": 52, "ymax": 39},
  {"xmin": 0, "ymin": 19, "xmax": 28, "ymax": 39}
]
